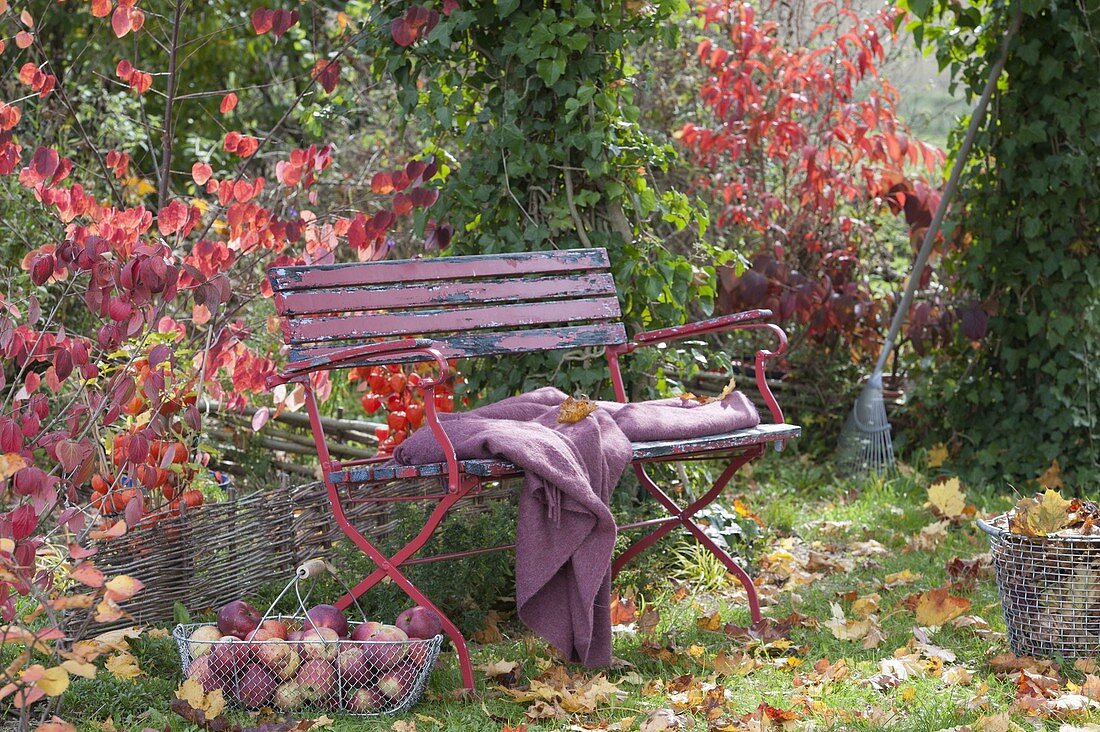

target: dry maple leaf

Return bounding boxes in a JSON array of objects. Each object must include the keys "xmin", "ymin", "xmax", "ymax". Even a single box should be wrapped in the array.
[
  {"xmin": 1037, "ymin": 458, "xmax": 1065, "ymax": 490},
  {"xmin": 927, "ymin": 443, "xmax": 949, "ymax": 469},
  {"xmin": 928, "ymin": 477, "xmax": 968, "ymax": 519},
  {"xmin": 1009, "ymin": 489, "xmax": 1073, "ymax": 536},
  {"xmin": 914, "ymin": 587, "xmax": 971, "ymax": 626},
  {"xmin": 176, "ymin": 678, "xmax": 225, "ymax": 719},
  {"xmin": 105, "ymin": 651, "xmax": 142, "ymax": 680},
  {"xmin": 609, "ymin": 590, "xmax": 637, "ymax": 626},
  {"xmin": 557, "ymin": 396, "xmax": 598, "ymax": 423}
]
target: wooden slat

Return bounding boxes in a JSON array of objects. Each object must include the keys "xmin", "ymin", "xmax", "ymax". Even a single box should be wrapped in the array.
[
  {"xmin": 289, "ymin": 323, "xmax": 629, "ymax": 364},
  {"xmin": 284, "ymin": 296, "xmax": 622, "ymax": 344},
  {"xmin": 270, "ymin": 248, "xmax": 610, "ymax": 292},
  {"xmin": 330, "ymin": 424, "xmax": 802, "ymax": 485},
  {"xmin": 274, "ymin": 272, "xmax": 617, "ymax": 317}
]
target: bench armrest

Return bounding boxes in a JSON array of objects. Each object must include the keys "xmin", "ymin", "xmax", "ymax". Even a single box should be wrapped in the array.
[
  {"xmin": 633, "ymin": 309, "xmax": 773, "ymax": 344},
  {"xmin": 268, "ymin": 338, "xmax": 452, "ymax": 387},
  {"xmin": 608, "ymin": 310, "xmax": 790, "ymax": 426}
]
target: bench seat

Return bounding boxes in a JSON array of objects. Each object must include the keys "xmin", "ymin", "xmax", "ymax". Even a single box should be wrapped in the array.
[{"xmin": 330, "ymin": 422, "xmax": 802, "ymax": 484}]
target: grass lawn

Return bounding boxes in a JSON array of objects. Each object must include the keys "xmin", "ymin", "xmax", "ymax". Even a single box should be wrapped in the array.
[{"xmin": 54, "ymin": 454, "xmax": 1093, "ymax": 731}]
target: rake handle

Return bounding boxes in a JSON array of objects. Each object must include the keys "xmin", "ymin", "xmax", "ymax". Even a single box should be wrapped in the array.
[{"xmin": 874, "ymin": 6, "xmax": 1023, "ymax": 376}]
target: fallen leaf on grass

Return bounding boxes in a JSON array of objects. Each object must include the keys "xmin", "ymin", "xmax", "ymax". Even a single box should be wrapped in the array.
[
  {"xmin": 639, "ymin": 708, "xmax": 689, "ymax": 731},
  {"xmin": 480, "ymin": 659, "xmax": 521, "ymax": 688},
  {"xmin": 609, "ymin": 590, "xmax": 637, "ymax": 625},
  {"xmin": 927, "ymin": 443, "xmax": 949, "ymax": 468},
  {"xmin": 105, "ymin": 651, "xmax": 142, "ymax": 680},
  {"xmin": 882, "ymin": 569, "xmax": 922, "ymax": 589},
  {"xmin": 34, "ymin": 716, "xmax": 76, "ymax": 732},
  {"xmin": 824, "ymin": 602, "xmax": 885, "ymax": 648},
  {"xmin": 987, "ymin": 652, "xmax": 1058, "ymax": 677},
  {"xmin": 175, "ymin": 678, "xmax": 225, "ymax": 719},
  {"xmin": 713, "ymin": 649, "xmax": 758, "ymax": 677},
  {"xmin": 914, "ymin": 587, "xmax": 971, "ymax": 626},
  {"xmin": 907, "ymin": 521, "xmax": 949, "ymax": 552},
  {"xmin": 928, "ymin": 477, "xmax": 969, "ymax": 519},
  {"xmin": 1038, "ymin": 459, "xmax": 1065, "ymax": 490},
  {"xmin": 942, "ymin": 666, "xmax": 974, "ymax": 686},
  {"xmin": 474, "ymin": 611, "xmax": 504, "ymax": 644},
  {"xmin": 696, "ymin": 611, "xmax": 722, "ymax": 632}
]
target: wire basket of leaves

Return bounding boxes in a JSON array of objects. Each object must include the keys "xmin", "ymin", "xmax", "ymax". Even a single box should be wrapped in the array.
[{"xmin": 978, "ymin": 490, "xmax": 1100, "ymax": 658}]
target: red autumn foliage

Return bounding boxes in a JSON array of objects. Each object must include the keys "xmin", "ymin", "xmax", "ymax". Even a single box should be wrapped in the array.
[{"xmin": 680, "ymin": 0, "xmax": 945, "ymax": 354}]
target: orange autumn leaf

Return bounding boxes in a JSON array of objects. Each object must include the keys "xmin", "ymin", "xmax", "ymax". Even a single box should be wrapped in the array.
[
  {"xmin": 88, "ymin": 519, "xmax": 126, "ymax": 540},
  {"xmin": 103, "ymin": 574, "xmax": 143, "ymax": 603},
  {"xmin": 557, "ymin": 396, "xmax": 597, "ymax": 423},
  {"xmin": 1009, "ymin": 489, "xmax": 1072, "ymax": 537},
  {"xmin": 68, "ymin": 562, "xmax": 104, "ymax": 588},
  {"xmin": 914, "ymin": 587, "xmax": 971, "ymax": 626},
  {"xmin": 0, "ymin": 453, "xmax": 26, "ymax": 480},
  {"xmin": 609, "ymin": 591, "xmax": 637, "ymax": 625}
]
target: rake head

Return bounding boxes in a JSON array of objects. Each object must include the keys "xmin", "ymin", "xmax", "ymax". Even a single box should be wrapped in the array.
[{"xmin": 837, "ymin": 371, "xmax": 895, "ymax": 475}]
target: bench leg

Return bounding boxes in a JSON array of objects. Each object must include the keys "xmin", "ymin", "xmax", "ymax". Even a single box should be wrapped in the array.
[
  {"xmin": 613, "ymin": 448, "xmax": 764, "ymax": 623},
  {"xmin": 324, "ymin": 477, "xmax": 478, "ymax": 691}
]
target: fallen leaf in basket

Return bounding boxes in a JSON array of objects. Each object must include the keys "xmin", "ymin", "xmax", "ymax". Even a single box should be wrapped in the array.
[
  {"xmin": 557, "ymin": 396, "xmax": 598, "ymax": 423},
  {"xmin": 175, "ymin": 678, "xmax": 225, "ymax": 719},
  {"xmin": 914, "ymin": 587, "xmax": 971, "ymax": 626},
  {"xmin": 105, "ymin": 651, "xmax": 143, "ymax": 680},
  {"xmin": 927, "ymin": 477, "xmax": 967, "ymax": 519},
  {"xmin": 1009, "ymin": 489, "xmax": 1072, "ymax": 536}
]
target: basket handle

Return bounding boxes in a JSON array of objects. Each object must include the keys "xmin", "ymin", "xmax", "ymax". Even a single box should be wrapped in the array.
[{"xmin": 976, "ymin": 516, "xmax": 1004, "ymax": 538}]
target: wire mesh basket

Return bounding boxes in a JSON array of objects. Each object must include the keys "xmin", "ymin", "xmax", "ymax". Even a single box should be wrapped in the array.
[
  {"xmin": 172, "ymin": 560, "xmax": 442, "ymax": 715},
  {"xmin": 979, "ymin": 514, "xmax": 1100, "ymax": 658}
]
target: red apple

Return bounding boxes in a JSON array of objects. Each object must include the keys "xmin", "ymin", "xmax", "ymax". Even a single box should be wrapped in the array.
[
  {"xmin": 287, "ymin": 629, "xmax": 304, "ymax": 642},
  {"xmin": 376, "ymin": 667, "xmax": 414, "ymax": 701},
  {"xmin": 336, "ymin": 645, "xmax": 374, "ymax": 686},
  {"xmin": 217, "ymin": 599, "xmax": 261, "ymax": 639},
  {"xmin": 296, "ymin": 658, "xmax": 335, "ymax": 700},
  {"xmin": 210, "ymin": 636, "xmax": 251, "ymax": 676},
  {"xmin": 361, "ymin": 624, "xmax": 408, "ymax": 669},
  {"xmin": 237, "ymin": 663, "xmax": 277, "ymax": 709},
  {"xmin": 245, "ymin": 628, "xmax": 276, "ymax": 643},
  {"xmin": 305, "ymin": 604, "xmax": 349, "ymax": 638},
  {"xmin": 300, "ymin": 627, "xmax": 340, "ymax": 660},
  {"xmin": 350, "ymin": 620, "xmax": 383, "ymax": 642},
  {"xmin": 345, "ymin": 685, "xmax": 387, "ymax": 713},
  {"xmin": 395, "ymin": 606, "xmax": 443, "ymax": 640},
  {"xmin": 273, "ymin": 680, "xmax": 306, "ymax": 710},
  {"xmin": 187, "ymin": 655, "xmax": 225, "ymax": 694},
  {"xmin": 260, "ymin": 619, "xmax": 289, "ymax": 640},
  {"xmin": 187, "ymin": 625, "xmax": 222, "ymax": 658}
]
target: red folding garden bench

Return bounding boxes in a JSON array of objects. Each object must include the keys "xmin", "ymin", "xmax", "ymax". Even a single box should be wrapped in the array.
[{"xmin": 267, "ymin": 247, "xmax": 800, "ymax": 690}]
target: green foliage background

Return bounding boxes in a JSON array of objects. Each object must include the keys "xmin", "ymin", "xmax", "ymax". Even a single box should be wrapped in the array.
[{"xmin": 905, "ymin": 0, "xmax": 1100, "ymax": 485}]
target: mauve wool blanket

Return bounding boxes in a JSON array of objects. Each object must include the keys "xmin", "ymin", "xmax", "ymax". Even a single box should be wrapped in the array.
[{"xmin": 392, "ymin": 386, "xmax": 760, "ymax": 666}]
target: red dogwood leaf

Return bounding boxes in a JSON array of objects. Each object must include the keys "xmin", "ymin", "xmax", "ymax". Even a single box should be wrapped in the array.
[
  {"xmin": 312, "ymin": 60, "xmax": 340, "ymax": 93},
  {"xmin": 219, "ymin": 92, "xmax": 238, "ymax": 114},
  {"xmin": 191, "ymin": 162, "xmax": 212, "ymax": 186}
]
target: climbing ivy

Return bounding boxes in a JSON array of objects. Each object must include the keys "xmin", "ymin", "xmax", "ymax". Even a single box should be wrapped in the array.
[
  {"xmin": 361, "ymin": 0, "xmax": 710, "ymax": 401},
  {"xmin": 904, "ymin": 0, "xmax": 1100, "ymax": 485}
]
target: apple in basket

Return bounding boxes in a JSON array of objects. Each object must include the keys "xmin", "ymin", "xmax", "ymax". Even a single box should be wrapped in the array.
[
  {"xmin": 211, "ymin": 636, "xmax": 251, "ymax": 676},
  {"xmin": 237, "ymin": 663, "xmax": 277, "ymax": 709},
  {"xmin": 273, "ymin": 680, "xmax": 307, "ymax": 711},
  {"xmin": 395, "ymin": 606, "xmax": 442, "ymax": 640},
  {"xmin": 186, "ymin": 655, "xmax": 226, "ymax": 694},
  {"xmin": 336, "ymin": 645, "xmax": 375, "ymax": 686},
  {"xmin": 346, "ymin": 685, "xmax": 387, "ymax": 713},
  {"xmin": 255, "ymin": 639, "xmax": 300, "ymax": 680},
  {"xmin": 376, "ymin": 666, "xmax": 414, "ymax": 701},
  {"xmin": 305, "ymin": 604, "xmax": 349, "ymax": 637},
  {"xmin": 300, "ymin": 627, "xmax": 341, "ymax": 660},
  {"xmin": 349, "ymin": 620, "xmax": 383, "ymax": 642},
  {"xmin": 217, "ymin": 599, "xmax": 262, "ymax": 639},
  {"xmin": 260, "ymin": 619, "xmax": 289, "ymax": 640},
  {"xmin": 360, "ymin": 624, "xmax": 409, "ymax": 669},
  {"xmin": 296, "ymin": 658, "xmax": 336, "ymax": 701},
  {"xmin": 187, "ymin": 625, "xmax": 222, "ymax": 658}
]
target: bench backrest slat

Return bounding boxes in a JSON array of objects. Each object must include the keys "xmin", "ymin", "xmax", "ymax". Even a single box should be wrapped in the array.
[
  {"xmin": 269, "ymin": 248, "xmax": 627, "ymax": 365},
  {"xmin": 290, "ymin": 323, "xmax": 628, "ymax": 365},
  {"xmin": 285, "ymin": 296, "xmax": 621, "ymax": 344},
  {"xmin": 270, "ymin": 249, "xmax": 610, "ymax": 291},
  {"xmin": 275, "ymin": 272, "xmax": 617, "ymax": 317}
]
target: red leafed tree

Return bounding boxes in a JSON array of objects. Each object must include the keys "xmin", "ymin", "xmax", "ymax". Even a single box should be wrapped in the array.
[
  {"xmin": 679, "ymin": 0, "xmax": 944, "ymax": 356},
  {"xmin": 0, "ymin": 2, "xmax": 447, "ymax": 723}
]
